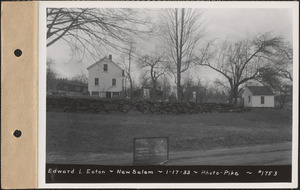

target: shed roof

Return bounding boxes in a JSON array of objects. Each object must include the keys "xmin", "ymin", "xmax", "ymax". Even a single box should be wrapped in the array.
[{"xmin": 246, "ymin": 86, "xmax": 274, "ymax": 96}]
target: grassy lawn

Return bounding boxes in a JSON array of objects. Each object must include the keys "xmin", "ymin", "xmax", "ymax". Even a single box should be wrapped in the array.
[{"xmin": 46, "ymin": 109, "xmax": 292, "ymax": 156}]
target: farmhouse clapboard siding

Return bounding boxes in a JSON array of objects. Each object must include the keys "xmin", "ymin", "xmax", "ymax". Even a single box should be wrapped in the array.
[
  {"xmin": 87, "ymin": 55, "xmax": 124, "ymax": 98},
  {"xmin": 242, "ymin": 86, "xmax": 275, "ymax": 107}
]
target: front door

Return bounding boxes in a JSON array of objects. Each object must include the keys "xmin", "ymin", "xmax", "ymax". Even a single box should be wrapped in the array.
[{"xmin": 106, "ymin": 92, "xmax": 111, "ymax": 98}]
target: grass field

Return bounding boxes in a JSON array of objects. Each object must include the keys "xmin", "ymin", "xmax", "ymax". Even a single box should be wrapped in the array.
[{"xmin": 46, "ymin": 108, "xmax": 292, "ymax": 157}]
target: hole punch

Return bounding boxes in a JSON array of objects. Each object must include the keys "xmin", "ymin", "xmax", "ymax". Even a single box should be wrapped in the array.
[
  {"xmin": 14, "ymin": 49, "xmax": 22, "ymax": 57},
  {"xmin": 13, "ymin": 130, "xmax": 22, "ymax": 138}
]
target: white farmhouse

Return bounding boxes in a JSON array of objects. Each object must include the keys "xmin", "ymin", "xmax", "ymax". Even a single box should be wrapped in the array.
[
  {"xmin": 87, "ymin": 55, "xmax": 124, "ymax": 98},
  {"xmin": 242, "ymin": 86, "xmax": 275, "ymax": 107}
]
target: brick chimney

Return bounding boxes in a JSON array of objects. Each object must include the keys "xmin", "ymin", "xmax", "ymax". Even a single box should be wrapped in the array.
[{"xmin": 109, "ymin": 54, "xmax": 112, "ymax": 60}]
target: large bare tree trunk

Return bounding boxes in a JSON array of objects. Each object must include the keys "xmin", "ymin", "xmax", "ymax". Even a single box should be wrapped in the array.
[
  {"xmin": 150, "ymin": 66, "xmax": 157, "ymax": 100},
  {"xmin": 177, "ymin": 63, "xmax": 182, "ymax": 101},
  {"xmin": 128, "ymin": 46, "xmax": 133, "ymax": 100},
  {"xmin": 177, "ymin": 9, "xmax": 184, "ymax": 102},
  {"xmin": 232, "ymin": 86, "xmax": 239, "ymax": 105},
  {"xmin": 160, "ymin": 8, "xmax": 205, "ymax": 102}
]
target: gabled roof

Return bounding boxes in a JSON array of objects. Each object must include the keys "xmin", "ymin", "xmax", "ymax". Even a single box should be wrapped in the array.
[
  {"xmin": 246, "ymin": 86, "xmax": 274, "ymax": 96},
  {"xmin": 87, "ymin": 57, "xmax": 123, "ymax": 71}
]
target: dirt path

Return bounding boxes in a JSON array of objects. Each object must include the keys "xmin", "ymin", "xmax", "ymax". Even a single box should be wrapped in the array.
[
  {"xmin": 47, "ymin": 142, "xmax": 292, "ymax": 165},
  {"xmin": 166, "ymin": 142, "xmax": 291, "ymax": 165}
]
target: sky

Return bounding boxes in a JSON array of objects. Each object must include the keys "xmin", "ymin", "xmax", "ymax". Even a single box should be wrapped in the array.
[{"xmin": 47, "ymin": 8, "xmax": 294, "ymax": 85}]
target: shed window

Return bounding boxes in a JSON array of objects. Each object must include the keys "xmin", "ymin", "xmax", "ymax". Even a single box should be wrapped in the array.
[
  {"xmin": 261, "ymin": 96, "xmax": 265, "ymax": 104},
  {"xmin": 104, "ymin": 64, "xmax": 108, "ymax": 72},
  {"xmin": 248, "ymin": 96, "xmax": 251, "ymax": 103},
  {"xmin": 95, "ymin": 78, "xmax": 99, "ymax": 85},
  {"xmin": 112, "ymin": 78, "xmax": 116, "ymax": 86}
]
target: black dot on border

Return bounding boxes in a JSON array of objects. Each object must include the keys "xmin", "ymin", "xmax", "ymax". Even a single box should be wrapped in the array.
[
  {"xmin": 13, "ymin": 130, "xmax": 22, "ymax": 138},
  {"xmin": 14, "ymin": 49, "xmax": 22, "ymax": 57}
]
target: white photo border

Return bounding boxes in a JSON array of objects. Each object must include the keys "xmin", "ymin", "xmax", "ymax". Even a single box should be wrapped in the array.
[{"xmin": 38, "ymin": 1, "xmax": 299, "ymax": 188}]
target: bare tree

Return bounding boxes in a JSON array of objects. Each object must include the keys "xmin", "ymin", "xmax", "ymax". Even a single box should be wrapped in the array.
[
  {"xmin": 257, "ymin": 68, "xmax": 292, "ymax": 109},
  {"xmin": 273, "ymin": 42, "xmax": 293, "ymax": 81},
  {"xmin": 121, "ymin": 41, "xmax": 136, "ymax": 100},
  {"xmin": 257, "ymin": 41, "xmax": 293, "ymax": 84},
  {"xmin": 47, "ymin": 8, "xmax": 152, "ymax": 60},
  {"xmin": 195, "ymin": 33, "xmax": 286, "ymax": 105},
  {"xmin": 256, "ymin": 67, "xmax": 282, "ymax": 90},
  {"xmin": 71, "ymin": 72, "xmax": 88, "ymax": 84},
  {"xmin": 160, "ymin": 8, "xmax": 206, "ymax": 101},
  {"xmin": 277, "ymin": 85, "xmax": 292, "ymax": 109},
  {"xmin": 196, "ymin": 78, "xmax": 213, "ymax": 103},
  {"xmin": 47, "ymin": 58, "xmax": 58, "ymax": 91},
  {"xmin": 256, "ymin": 46, "xmax": 293, "ymax": 109},
  {"xmin": 138, "ymin": 51, "xmax": 167, "ymax": 99},
  {"xmin": 181, "ymin": 77, "xmax": 212, "ymax": 103},
  {"xmin": 161, "ymin": 76, "xmax": 172, "ymax": 101}
]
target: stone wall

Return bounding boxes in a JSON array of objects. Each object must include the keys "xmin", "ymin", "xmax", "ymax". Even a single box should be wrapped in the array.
[{"xmin": 47, "ymin": 96, "xmax": 248, "ymax": 114}]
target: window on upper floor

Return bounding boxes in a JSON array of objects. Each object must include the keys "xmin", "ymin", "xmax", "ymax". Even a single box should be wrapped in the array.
[
  {"xmin": 248, "ymin": 96, "xmax": 251, "ymax": 103},
  {"xmin": 112, "ymin": 78, "xmax": 116, "ymax": 86},
  {"xmin": 104, "ymin": 64, "xmax": 108, "ymax": 72},
  {"xmin": 95, "ymin": 78, "xmax": 99, "ymax": 85}
]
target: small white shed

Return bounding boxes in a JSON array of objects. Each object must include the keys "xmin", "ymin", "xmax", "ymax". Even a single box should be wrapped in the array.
[{"xmin": 242, "ymin": 86, "xmax": 275, "ymax": 107}]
